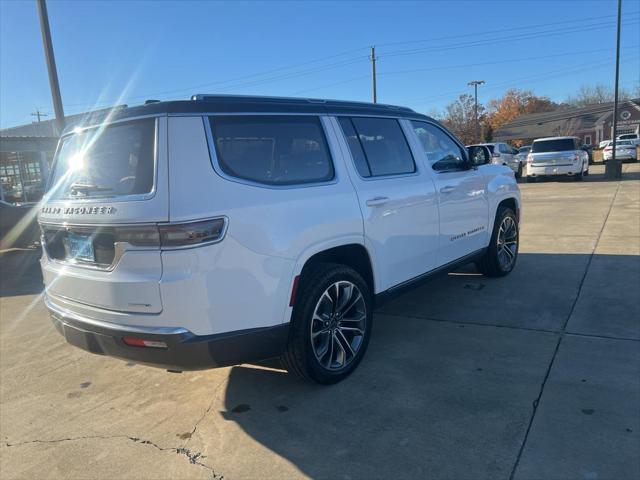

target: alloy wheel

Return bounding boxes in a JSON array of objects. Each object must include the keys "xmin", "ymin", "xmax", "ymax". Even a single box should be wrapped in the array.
[
  {"xmin": 497, "ymin": 216, "xmax": 518, "ymax": 271},
  {"xmin": 310, "ymin": 281, "xmax": 366, "ymax": 371}
]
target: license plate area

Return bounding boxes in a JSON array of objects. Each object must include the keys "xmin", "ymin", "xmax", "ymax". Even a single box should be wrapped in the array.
[{"xmin": 66, "ymin": 233, "xmax": 95, "ymax": 262}]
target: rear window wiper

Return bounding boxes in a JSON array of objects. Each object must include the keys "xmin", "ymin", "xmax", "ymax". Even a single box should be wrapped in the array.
[{"xmin": 69, "ymin": 183, "xmax": 114, "ymax": 195}]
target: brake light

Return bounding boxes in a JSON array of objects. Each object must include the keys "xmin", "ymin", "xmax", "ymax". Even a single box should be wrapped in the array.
[
  {"xmin": 574, "ymin": 154, "xmax": 579, "ymax": 162},
  {"xmin": 159, "ymin": 218, "xmax": 226, "ymax": 247},
  {"xmin": 527, "ymin": 154, "xmax": 534, "ymax": 164}
]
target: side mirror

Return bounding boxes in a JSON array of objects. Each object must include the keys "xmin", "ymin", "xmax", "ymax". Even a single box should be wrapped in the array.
[{"xmin": 467, "ymin": 145, "xmax": 491, "ymax": 167}]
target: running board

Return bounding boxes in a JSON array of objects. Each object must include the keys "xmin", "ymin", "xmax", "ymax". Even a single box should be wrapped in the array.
[{"xmin": 374, "ymin": 248, "xmax": 487, "ymax": 308}]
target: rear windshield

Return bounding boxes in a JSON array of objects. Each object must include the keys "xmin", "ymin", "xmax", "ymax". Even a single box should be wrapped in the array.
[
  {"xmin": 518, "ymin": 146, "xmax": 531, "ymax": 153},
  {"xmin": 618, "ymin": 134, "xmax": 637, "ymax": 140},
  {"xmin": 532, "ymin": 138, "xmax": 576, "ymax": 153},
  {"xmin": 616, "ymin": 140, "xmax": 632, "ymax": 146},
  {"xmin": 49, "ymin": 118, "xmax": 156, "ymax": 199}
]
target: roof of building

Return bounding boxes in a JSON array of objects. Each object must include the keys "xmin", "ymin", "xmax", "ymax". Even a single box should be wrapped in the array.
[
  {"xmin": 495, "ymin": 98, "xmax": 640, "ymax": 141},
  {"xmin": 1, "ymin": 95, "xmax": 431, "ymax": 139}
]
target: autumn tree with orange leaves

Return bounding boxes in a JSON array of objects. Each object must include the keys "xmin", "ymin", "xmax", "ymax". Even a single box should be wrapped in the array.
[{"xmin": 485, "ymin": 89, "xmax": 556, "ymax": 136}]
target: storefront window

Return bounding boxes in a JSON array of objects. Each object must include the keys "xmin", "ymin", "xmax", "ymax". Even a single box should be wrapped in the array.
[{"xmin": 0, "ymin": 151, "xmax": 50, "ymax": 205}]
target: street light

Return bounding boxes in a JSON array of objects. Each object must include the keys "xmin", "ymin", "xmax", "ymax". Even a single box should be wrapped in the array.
[{"xmin": 468, "ymin": 80, "xmax": 485, "ymax": 142}]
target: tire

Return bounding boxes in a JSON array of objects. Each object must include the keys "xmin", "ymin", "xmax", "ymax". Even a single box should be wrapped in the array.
[
  {"xmin": 574, "ymin": 165, "xmax": 584, "ymax": 181},
  {"xmin": 516, "ymin": 163, "xmax": 523, "ymax": 179},
  {"xmin": 476, "ymin": 206, "xmax": 519, "ymax": 278},
  {"xmin": 281, "ymin": 263, "xmax": 373, "ymax": 384}
]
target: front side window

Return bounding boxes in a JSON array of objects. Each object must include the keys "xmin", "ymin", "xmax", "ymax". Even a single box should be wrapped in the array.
[
  {"xmin": 339, "ymin": 117, "xmax": 415, "ymax": 177},
  {"xmin": 49, "ymin": 118, "xmax": 156, "ymax": 200},
  {"xmin": 411, "ymin": 121, "xmax": 467, "ymax": 172},
  {"xmin": 209, "ymin": 116, "xmax": 334, "ymax": 186}
]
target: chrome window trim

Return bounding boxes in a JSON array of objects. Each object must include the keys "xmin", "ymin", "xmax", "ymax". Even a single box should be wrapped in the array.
[
  {"xmin": 46, "ymin": 116, "xmax": 161, "ymax": 204},
  {"xmin": 202, "ymin": 115, "xmax": 340, "ymax": 190}
]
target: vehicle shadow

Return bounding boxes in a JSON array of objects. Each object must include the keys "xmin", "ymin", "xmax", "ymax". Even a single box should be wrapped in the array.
[
  {"xmin": 219, "ymin": 252, "xmax": 639, "ymax": 479},
  {"xmin": 0, "ymin": 247, "xmax": 43, "ymax": 297}
]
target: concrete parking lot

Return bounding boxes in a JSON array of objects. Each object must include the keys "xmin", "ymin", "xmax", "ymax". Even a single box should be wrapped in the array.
[{"xmin": 1, "ymin": 163, "xmax": 639, "ymax": 480}]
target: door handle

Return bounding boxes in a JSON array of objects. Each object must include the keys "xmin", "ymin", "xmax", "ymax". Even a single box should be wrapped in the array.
[
  {"xmin": 366, "ymin": 196, "xmax": 390, "ymax": 207},
  {"xmin": 440, "ymin": 185, "xmax": 455, "ymax": 194}
]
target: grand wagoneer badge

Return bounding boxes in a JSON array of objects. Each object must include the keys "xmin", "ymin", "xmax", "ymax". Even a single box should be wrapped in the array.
[{"xmin": 41, "ymin": 205, "xmax": 116, "ymax": 215}]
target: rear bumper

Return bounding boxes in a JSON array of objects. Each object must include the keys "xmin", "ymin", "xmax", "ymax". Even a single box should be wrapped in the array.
[
  {"xmin": 45, "ymin": 296, "xmax": 289, "ymax": 371},
  {"xmin": 527, "ymin": 164, "xmax": 580, "ymax": 177}
]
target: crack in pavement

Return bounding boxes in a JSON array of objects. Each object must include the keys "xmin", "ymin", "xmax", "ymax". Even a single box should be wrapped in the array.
[
  {"xmin": 183, "ymin": 377, "xmax": 228, "ymax": 449},
  {"xmin": 2, "ymin": 434, "xmax": 222, "ymax": 479}
]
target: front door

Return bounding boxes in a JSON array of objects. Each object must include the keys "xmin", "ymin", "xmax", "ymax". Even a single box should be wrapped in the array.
[{"xmin": 409, "ymin": 120, "xmax": 489, "ymax": 266}]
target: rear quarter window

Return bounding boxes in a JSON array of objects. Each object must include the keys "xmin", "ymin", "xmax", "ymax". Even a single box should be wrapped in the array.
[{"xmin": 209, "ymin": 115, "xmax": 334, "ymax": 186}]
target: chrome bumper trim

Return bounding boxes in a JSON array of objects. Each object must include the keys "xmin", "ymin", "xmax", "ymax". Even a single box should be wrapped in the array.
[{"xmin": 44, "ymin": 295, "xmax": 189, "ymax": 336}]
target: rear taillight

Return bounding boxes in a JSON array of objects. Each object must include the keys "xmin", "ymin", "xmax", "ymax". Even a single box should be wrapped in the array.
[
  {"xmin": 114, "ymin": 225, "xmax": 160, "ymax": 246},
  {"xmin": 159, "ymin": 218, "xmax": 226, "ymax": 248},
  {"xmin": 574, "ymin": 154, "xmax": 579, "ymax": 162},
  {"xmin": 113, "ymin": 218, "xmax": 226, "ymax": 248},
  {"xmin": 527, "ymin": 154, "xmax": 534, "ymax": 163}
]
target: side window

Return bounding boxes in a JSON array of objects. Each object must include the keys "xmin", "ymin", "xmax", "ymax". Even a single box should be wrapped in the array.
[
  {"xmin": 337, "ymin": 117, "xmax": 371, "ymax": 177},
  {"xmin": 411, "ymin": 121, "xmax": 467, "ymax": 172},
  {"xmin": 343, "ymin": 117, "xmax": 415, "ymax": 177},
  {"xmin": 209, "ymin": 115, "xmax": 334, "ymax": 186}
]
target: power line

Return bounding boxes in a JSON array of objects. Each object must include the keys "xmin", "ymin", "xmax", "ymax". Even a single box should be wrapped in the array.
[
  {"xmin": 381, "ymin": 17, "xmax": 639, "ymax": 59},
  {"xmin": 375, "ymin": 11, "xmax": 639, "ymax": 49}
]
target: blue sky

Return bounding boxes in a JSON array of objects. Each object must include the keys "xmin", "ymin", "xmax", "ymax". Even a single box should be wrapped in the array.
[{"xmin": 1, "ymin": 0, "xmax": 639, "ymax": 128}]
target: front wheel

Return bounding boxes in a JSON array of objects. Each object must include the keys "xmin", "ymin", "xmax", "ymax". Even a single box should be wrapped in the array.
[
  {"xmin": 281, "ymin": 263, "xmax": 373, "ymax": 384},
  {"xmin": 476, "ymin": 206, "xmax": 519, "ymax": 277}
]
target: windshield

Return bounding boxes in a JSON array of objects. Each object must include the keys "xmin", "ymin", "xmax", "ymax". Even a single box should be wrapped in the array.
[
  {"xmin": 531, "ymin": 138, "xmax": 576, "ymax": 153},
  {"xmin": 49, "ymin": 118, "xmax": 156, "ymax": 199}
]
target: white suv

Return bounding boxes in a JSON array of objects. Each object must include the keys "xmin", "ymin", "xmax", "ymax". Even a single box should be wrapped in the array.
[
  {"xmin": 38, "ymin": 95, "xmax": 521, "ymax": 384},
  {"xmin": 526, "ymin": 136, "xmax": 589, "ymax": 182}
]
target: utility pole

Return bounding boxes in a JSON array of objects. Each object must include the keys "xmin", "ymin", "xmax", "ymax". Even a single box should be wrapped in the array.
[
  {"xmin": 36, "ymin": 0, "xmax": 65, "ymax": 136},
  {"xmin": 31, "ymin": 109, "xmax": 48, "ymax": 122},
  {"xmin": 468, "ymin": 80, "xmax": 485, "ymax": 142},
  {"xmin": 370, "ymin": 46, "xmax": 377, "ymax": 104},
  {"xmin": 606, "ymin": 0, "xmax": 623, "ymax": 180}
]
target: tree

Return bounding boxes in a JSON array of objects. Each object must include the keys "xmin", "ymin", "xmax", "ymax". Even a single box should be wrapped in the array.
[
  {"xmin": 441, "ymin": 93, "xmax": 484, "ymax": 145},
  {"xmin": 565, "ymin": 83, "xmax": 635, "ymax": 107},
  {"xmin": 486, "ymin": 89, "xmax": 555, "ymax": 133}
]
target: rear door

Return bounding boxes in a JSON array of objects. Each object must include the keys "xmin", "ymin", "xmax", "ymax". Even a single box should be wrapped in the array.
[
  {"xmin": 332, "ymin": 116, "xmax": 440, "ymax": 292},
  {"xmin": 39, "ymin": 116, "xmax": 169, "ymax": 313},
  {"xmin": 409, "ymin": 120, "xmax": 489, "ymax": 266}
]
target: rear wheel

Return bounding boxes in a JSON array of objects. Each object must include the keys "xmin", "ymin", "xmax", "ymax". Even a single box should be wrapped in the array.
[
  {"xmin": 516, "ymin": 163, "xmax": 523, "ymax": 178},
  {"xmin": 476, "ymin": 206, "xmax": 519, "ymax": 277},
  {"xmin": 281, "ymin": 263, "xmax": 373, "ymax": 384}
]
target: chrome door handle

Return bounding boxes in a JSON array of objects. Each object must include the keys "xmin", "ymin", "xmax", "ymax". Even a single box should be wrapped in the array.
[
  {"xmin": 366, "ymin": 196, "xmax": 390, "ymax": 207},
  {"xmin": 440, "ymin": 185, "xmax": 455, "ymax": 194}
]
